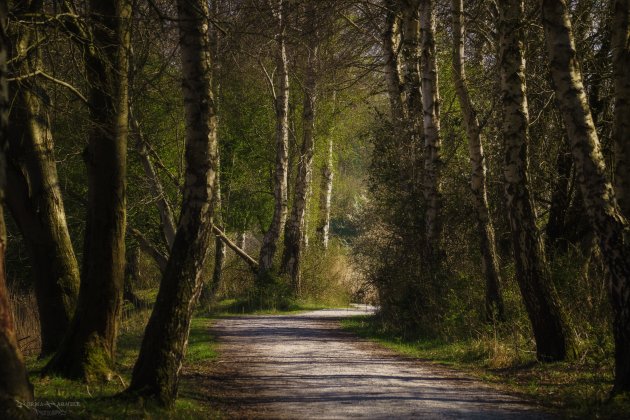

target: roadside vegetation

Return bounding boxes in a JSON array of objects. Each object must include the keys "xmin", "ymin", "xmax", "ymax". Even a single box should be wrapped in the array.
[
  {"xmin": 342, "ymin": 315, "xmax": 630, "ymax": 419},
  {"xmin": 24, "ymin": 308, "xmax": 217, "ymax": 419}
]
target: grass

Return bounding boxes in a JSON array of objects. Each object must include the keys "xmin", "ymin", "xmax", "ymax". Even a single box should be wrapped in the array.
[
  {"xmin": 26, "ymin": 311, "xmax": 219, "ymax": 419},
  {"xmin": 341, "ymin": 315, "xmax": 630, "ymax": 419}
]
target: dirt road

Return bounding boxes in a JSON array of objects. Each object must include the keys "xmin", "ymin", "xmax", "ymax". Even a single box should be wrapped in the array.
[{"xmin": 199, "ymin": 308, "xmax": 551, "ymax": 419}]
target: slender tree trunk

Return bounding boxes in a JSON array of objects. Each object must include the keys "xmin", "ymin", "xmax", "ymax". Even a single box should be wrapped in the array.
[
  {"xmin": 420, "ymin": 0, "xmax": 442, "ymax": 257},
  {"xmin": 0, "ymin": 4, "xmax": 34, "ymax": 414},
  {"xmin": 400, "ymin": 0, "xmax": 423, "ymax": 196},
  {"xmin": 383, "ymin": 0, "xmax": 406, "ymax": 123},
  {"xmin": 236, "ymin": 231, "xmax": 246, "ymax": 249},
  {"xmin": 210, "ymin": 0, "xmax": 225, "ymax": 295},
  {"xmin": 545, "ymin": 137, "xmax": 573, "ymax": 255},
  {"xmin": 451, "ymin": 0, "xmax": 504, "ymax": 321},
  {"xmin": 4, "ymin": 0, "xmax": 79, "ymax": 357},
  {"xmin": 258, "ymin": 0, "xmax": 289, "ymax": 278},
  {"xmin": 612, "ymin": 0, "xmax": 630, "ymax": 218},
  {"xmin": 125, "ymin": 0, "xmax": 218, "ymax": 406},
  {"xmin": 498, "ymin": 0, "xmax": 567, "ymax": 362},
  {"xmin": 401, "ymin": 0, "xmax": 422, "ymax": 145},
  {"xmin": 123, "ymin": 248, "xmax": 145, "ymax": 309},
  {"xmin": 131, "ymin": 111, "xmax": 177, "ymax": 249},
  {"xmin": 316, "ymin": 133, "xmax": 333, "ymax": 249},
  {"xmin": 44, "ymin": 0, "xmax": 131, "ymax": 381},
  {"xmin": 281, "ymin": 4, "xmax": 318, "ymax": 291},
  {"xmin": 203, "ymin": 154, "xmax": 225, "ymax": 302},
  {"xmin": 542, "ymin": 0, "xmax": 630, "ymax": 393}
]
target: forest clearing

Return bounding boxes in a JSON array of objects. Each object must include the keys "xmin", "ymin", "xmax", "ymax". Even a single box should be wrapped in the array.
[{"xmin": 0, "ymin": 0, "xmax": 630, "ymax": 418}]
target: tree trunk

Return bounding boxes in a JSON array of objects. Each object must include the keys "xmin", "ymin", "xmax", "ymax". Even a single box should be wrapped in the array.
[
  {"xmin": 4, "ymin": 0, "xmax": 79, "ymax": 357},
  {"xmin": 542, "ymin": 0, "xmax": 630, "ymax": 393},
  {"xmin": 43, "ymin": 0, "xmax": 131, "ymax": 381},
  {"xmin": 123, "ymin": 248, "xmax": 145, "ymax": 309},
  {"xmin": 0, "ymin": 4, "xmax": 34, "ymax": 414},
  {"xmin": 280, "ymin": 4, "xmax": 318, "ymax": 291},
  {"xmin": 258, "ymin": 0, "xmax": 290, "ymax": 278},
  {"xmin": 201, "ymin": 154, "xmax": 225, "ymax": 304},
  {"xmin": 401, "ymin": 0, "xmax": 422, "ymax": 146},
  {"xmin": 383, "ymin": 0, "xmax": 406, "ymax": 123},
  {"xmin": 316, "ymin": 133, "xmax": 333, "ymax": 249},
  {"xmin": 420, "ymin": 0, "xmax": 442, "ymax": 257},
  {"xmin": 131, "ymin": 111, "xmax": 177, "ymax": 249},
  {"xmin": 125, "ymin": 0, "xmax": 218, "ymax": 406},
  {"xmin": 451, "ymin": 0, "xmax": 504, "ymax": 321},
  {"xmin": 612, "ymin": 0, "xmax": 630, "ymax": 219},
  {"xmin": 498, "ymin": 0, "xmax": 567, "ymax": 362},
  {"xmin": 545, "ymin": 137, "xmax": 573, "ymax": 255}
]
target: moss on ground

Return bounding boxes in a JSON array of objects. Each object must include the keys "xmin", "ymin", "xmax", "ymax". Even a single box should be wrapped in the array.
[{"xmin": 341, "ymin": 315, "xmax": 630, "ymax": 419}]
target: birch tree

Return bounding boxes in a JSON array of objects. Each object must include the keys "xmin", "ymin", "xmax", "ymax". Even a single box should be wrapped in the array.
[
  {"xmin": 498, "ymin": 0, "xmax": 567, "ymax": 361},
  {"xmin": 383, "ymin": 0, "xmax": 406, "ymax": 123},
  {"xmin": 281, "ymin": 2, "xmax": 319, "ymax": 291},
  {"xmin": 420, "ymin": 0, "xmax": 442, "ymax": 257},
  {"xmin": 316, "ymin": 130, "xmax": 334, "ymax": 249},
  {"xmin": 542, "ymin": 0, "xmax": 630, "ymax": 394},
  {"xmin": 126, "ymin": 0, "xmax": 219, "ymax": 405},
  {"xmin": 451, "ymin": 0, "xmax": 504, "ymax": 321},
  {"xmin": 258, "ymin": 0, "xmax": 290, "ymax": 278}
]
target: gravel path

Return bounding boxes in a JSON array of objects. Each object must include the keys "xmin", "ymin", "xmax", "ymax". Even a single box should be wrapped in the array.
[{"xmin": 200, "ymin": 308, "xmax": 552, "ymax": 419}]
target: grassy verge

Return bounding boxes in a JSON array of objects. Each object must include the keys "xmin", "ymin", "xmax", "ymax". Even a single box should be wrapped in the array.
[
  {"xmin": 341, "ymin": 315, "xmax": 630, "ymax": 419},
  {"xmin": 26, "ymin": 311, "xmax": 218, "ymax": 419}
]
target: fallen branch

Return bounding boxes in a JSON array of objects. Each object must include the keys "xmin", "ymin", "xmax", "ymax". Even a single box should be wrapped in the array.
[{"xmin": 130, "ymin": 225, "xmax": 257, "ymax": 273}]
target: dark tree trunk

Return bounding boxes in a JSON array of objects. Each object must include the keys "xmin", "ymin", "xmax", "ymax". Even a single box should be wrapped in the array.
[
  {"xmin": 4, "ymin": 0, "xmax": 79, "ymax": 357},
  {"xmin": 542, "ymin": 0, "xmax": 630, "ymax": 394},
  {"xmin": 383, "ymin": 0, "xmax": 406, "ymax": 123},
  {"xmin": 451, "ymin": 0, "xmax": 504, "ymax": 321},
  {"xmin": 43, "ymin": 0, "xmax": 131, "ymax": 381},
  {"xmin": 498, "ymin": 0, "xmax": 567, "ymax": 361},
  {"xmin": 545, "ymin": 137, "xmax": 573, "ymax": 255},
  {"xmin": 125, "ymin": 0, "xmax": 218, "ymax": 406},
  {"xmin": 420, "ymin": 0, "xmax": 442, "ymax": 257},
  {"xmin": 612, "ymin": 0, "xmax": 630, "ymax": 218},
  {"xmin": 124, "ymin": 248, "xmax": 145, "ymax": 309},
  {"xmin": 0, "ymin": 3, "xmax": 34, "ymax": 414}
]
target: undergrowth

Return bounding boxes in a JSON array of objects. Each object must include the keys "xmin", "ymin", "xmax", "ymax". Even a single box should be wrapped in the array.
[{"xmin": 25, "ymin": 308, "xmax": 218, "ymax": 419}]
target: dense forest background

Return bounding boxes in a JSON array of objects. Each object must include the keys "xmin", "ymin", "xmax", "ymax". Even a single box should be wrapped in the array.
[{"xmin": 0, "ymin": 0, "xmax": 629, "ymax": 416}]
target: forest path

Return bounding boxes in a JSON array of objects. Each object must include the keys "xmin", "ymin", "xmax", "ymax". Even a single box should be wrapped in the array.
[{"xmin": 194, "ymin": 307, "xmax": 552, "ymax": 419}]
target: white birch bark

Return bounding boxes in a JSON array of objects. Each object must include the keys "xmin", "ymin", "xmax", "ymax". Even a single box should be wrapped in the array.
[
  {"xmin": 316, "ymin": 133, "xmax": 334, "ymax": 249},
  {"xmin": 258, "ymin": 0, "xmax": 289, "ymax": 276},
  {"xmin": 498, "ymin": 0, "xmax": 567, "ymax": 361},
  {"xmin": 420, "ymin": 0, "xmax": 442, "ymax": 256},
  {"xmin": 542, "ymin": 0, "xmax": 630, "ymax": 392},
  {"xmin": 281, "ymin": 2, "xmax": 319, "ymax": 291}
]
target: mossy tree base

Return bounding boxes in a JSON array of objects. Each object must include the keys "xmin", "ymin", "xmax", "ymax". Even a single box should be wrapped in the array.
[{"xmin": 42, "ymin": 333, "xmax": 115, "ymax": 383}]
